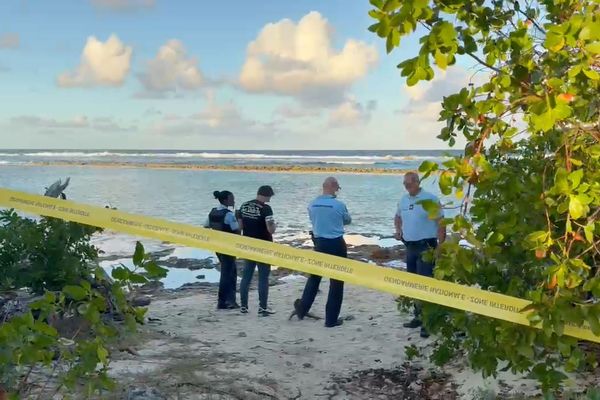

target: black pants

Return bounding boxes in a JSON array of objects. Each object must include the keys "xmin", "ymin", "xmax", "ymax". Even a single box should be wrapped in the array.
[
  {"xmin": 217, "ymin": 253, "xmax": 237, "ymax": 307},
  {"xmin": 240, "ymin": 260, "xmax": 270, "ymax": 309},
  {"xmin": 298, "ymin": 237, "xmax": 347, "ymax": 327},
  {"xmin": 405, "ymin": 238, "xmax": 437, "ymax": 318}
]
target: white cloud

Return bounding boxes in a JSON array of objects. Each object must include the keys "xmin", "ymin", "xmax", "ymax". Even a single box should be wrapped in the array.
[
  {"xmin": 10, "ymin": 115, "xmax": 134, "ymax": 132},
  {"xmin": 393, "ymin": 68, "xmax": 483, "ymax": 148},
  {"xmin": 91, "ymin": 0, "xmax": 155, "ymax": 11},
  {"xmin": 0, "ymin": 33, "xmax": 19, "ymax": 49},
  {"xmin": 149, "ymin": 92, "xmax": 279, "ymax": 141},
  {"xmin": 11, "ymin": 115, "xmax": 90, "ymax": 129},
  {"xmin": 57, "ymin": 34, "xmax": 132, "ymax": 88},
  {"xmin": 191, "ymin": 91, "xmax": 243, "ymax": 128},
  {"xmin": 239, "ymin": 11, "xmax": 378, "ymax": 105},
  {"xmin": 138, "ymin": 40, "xmax": 203, "ymax": 95},
  {"xmin": 275, "ymin": 104, "xmax": 322, "ymax": 119},
  {"xmin": 329, "ymin": 99, "xmax": 376, "ymax": 128}
]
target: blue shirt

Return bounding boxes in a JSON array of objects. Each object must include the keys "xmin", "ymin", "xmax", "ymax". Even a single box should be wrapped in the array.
[
  {"xmin": 308, "ymin": 195, "xmax": 351, "ymax": 239},
  {"xmin": 396, "ymin": 190, "xmax": 442, "ymax": 241},
  {"xmin": 204, "ymin": 204, "xmax": 239, "ymax": 231}
]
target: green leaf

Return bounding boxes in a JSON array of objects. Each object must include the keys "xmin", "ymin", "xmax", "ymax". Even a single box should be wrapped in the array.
[
  {"xmin": 111, "ymin": 266, "xmax": 129, "ymax": 281},
  {"xmin": 369, "ymin": 0, "xmax": 383, "ymax": 8},
  {"xmin": 416, "ymin": 198, "xmax": 439, "ymax": 217},
  {"xmin": 583, "ymin": 68, "xmax": 600, "ymax": 80},
  {"xmin": 63, "ymin": 285, "xmax": 88, "ymax": 301},
  {"xmin": 143, "ymin": 261, "xmax": 168, "ymax": 279},
  {"xmin": 587, "ymin": 314, "xmax": 600, "ymax": 336},
  {"xmin": 97, "ymin": 345, "xmax": 109, "ymax": 365},
  {"xmin": 382, "ymin": 0, "xmax": 400, "ymax": 12},
  {"xmin": 133, "ymin": 241, "xmax": 145, "ymax": 266},
  {"xmin": 568, "ymin": 169, "xmax": 583, "ymax": 189},
  {"xmin": 386, "ymin": 29, "xmax": 400, "ymax": 53},
  {"xmin": 585, "ymin": 41, "xmax": 600, "ymax": 54},
  {"xmin": 569, "ymin": 196, "xmax": 585, "ymax": 219},
  {"xmin": 419, "ymin": 160, "xmax": 438, "ymax": 173},
  {"xmin": 439, "ymin": 171, "xmax": 453, "ymax": 195},
  {"xmin": 584, "ymin": 223, "xmax": 595, "ymax": 243},
  {"xmin": 434, "ymin": 50, "xmax": 448, "ymax": 69}
]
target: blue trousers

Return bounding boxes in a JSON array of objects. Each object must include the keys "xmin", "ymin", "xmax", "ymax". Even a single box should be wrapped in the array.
[
  {"xmin": 217, "ymin": 253, "xmax": 237, "ymax": 307},
  {"xmin": 405, "ymin": 238, "xmax": 437, "ymax": 317},
  {"xmin": 239, "ymin": 260, "xmax": 271, "ymax": 309},
  {"xmin": 298, "ymin": 237, "xmax": 347, "ymax": 327}
]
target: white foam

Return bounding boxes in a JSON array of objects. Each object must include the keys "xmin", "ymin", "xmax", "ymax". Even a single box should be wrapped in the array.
[
  {"xmin": 14, "ymin": 151, "xmax": 451, "ymax": 163},
  {"xmin": 278, "ymin": 274, "xmax": 307, "ymax": 283}
]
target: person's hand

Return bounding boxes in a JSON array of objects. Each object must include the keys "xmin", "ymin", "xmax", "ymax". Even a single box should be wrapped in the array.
[{"xmin": 394, "ymin": 231, "xmax": 403, "ymax": 241}]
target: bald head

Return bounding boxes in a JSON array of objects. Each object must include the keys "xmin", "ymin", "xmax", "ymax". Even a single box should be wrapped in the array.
[
  {"xmin": 403, "ymin": 172, "xmax": 421, "ymax": 196},
  {"xmin": 323, "ymin": 176, "xmax": 341, "ymax": 196}
]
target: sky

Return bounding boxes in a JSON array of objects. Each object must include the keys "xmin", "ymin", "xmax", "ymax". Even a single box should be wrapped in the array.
[{"xmin": 0, "ymin": 0, "xmax": 478, "ymax": 150}]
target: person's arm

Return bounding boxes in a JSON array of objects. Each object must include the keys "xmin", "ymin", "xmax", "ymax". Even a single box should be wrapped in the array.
[
  {"xmin": 341, "ymin": 203, "xmax": 351, "ymax": 225},
  {"xmin": 225, "ymin": 212, "xmax": 241, "ymax": 234},
  {"xmin": 394, "ymin": 201, "xmax": 403, "ymax": 240},
  {"xmin": 264, "ymin": 207, "xmax": 276, "ymax": 234},
  {"xmin": 235, "ymin": 209, "xmax": 243, "ymax": 232}
]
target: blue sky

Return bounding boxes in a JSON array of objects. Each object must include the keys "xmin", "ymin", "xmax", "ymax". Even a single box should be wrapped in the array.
[{"xmin": 0, "ymin": 0, "xmax": 473, "ymax": 150}]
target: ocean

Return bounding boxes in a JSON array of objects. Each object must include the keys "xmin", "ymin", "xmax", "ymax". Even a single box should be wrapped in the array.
[{"xmin": 0, "ymin": 149, "xmax": 462, "ymax": 288}]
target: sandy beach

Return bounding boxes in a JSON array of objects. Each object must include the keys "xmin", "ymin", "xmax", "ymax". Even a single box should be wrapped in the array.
[{"xmin": 106, "ymin": 276, "xmax": 599, "ymax": 400}]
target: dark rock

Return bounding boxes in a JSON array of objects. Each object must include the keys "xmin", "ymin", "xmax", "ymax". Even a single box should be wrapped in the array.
[
  {"xmin": 238, "ymin": 332, "xmax": 247, "ymax": 337},
  {"xmin": 158, "ymin": 257, "xmax": 215, "ymax": 270},
  {"xmin": 131, "ymin": 296, "xmax": 152, "ymax": 307},
  {"xmin": 177, "ymin": 281, "xmax": 218, "ymax": 290},
  {"xmin": 196, "ymin": 274, "xmax": 206, "ymax": 280},
  {"xmin": 303, "ymin": 363, "xmax": 312, "ymax": 368}
]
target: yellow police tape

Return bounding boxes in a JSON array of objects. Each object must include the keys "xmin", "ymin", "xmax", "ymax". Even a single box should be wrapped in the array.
[{"xmin": 0, "ymin": 187, "xmax": 597, "ymax": 343}]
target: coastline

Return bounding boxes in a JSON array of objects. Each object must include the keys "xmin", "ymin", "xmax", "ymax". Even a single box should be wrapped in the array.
[{"xmin": 9, "ymin": 161, "xmax": 414, "ymax": 175}]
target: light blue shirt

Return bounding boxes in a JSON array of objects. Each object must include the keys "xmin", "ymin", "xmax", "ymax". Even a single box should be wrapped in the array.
[
  {"xmin": 396, "ymin": 190, "xmax": 442, "ymax": 241},
  {"xmin": 308, "ymin": 195, "xmax": 351, "ymax": 239},
  {"xmin": 203, "ymin": 204, "xmax": 240, "ymax": 231}
]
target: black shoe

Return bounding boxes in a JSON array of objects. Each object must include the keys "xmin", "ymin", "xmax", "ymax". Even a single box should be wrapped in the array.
[
  {"xmin": 228, "ymin": 302, "xmax": 240, "ymax": 309},
  {"xmin": 325, "ymin": 318, "xmax": 344, "ymax": 328},
  {"xmin": 258, "ymin": 307, "xmax": 275, "ymax": 317},
  {"xmin": 240, "ymin": 306, "xmax": 248, "ymax": 314},
  {"xmin": 420, "ymin": 327, "xmax": 430, "ymax": 338},
  {"xmin": 403, "ymin": 319, "xmax": 422, "ymax": 329},
  {"xmin": 289, "ymin": 298, "xmax": 304, "ymax": 320}
]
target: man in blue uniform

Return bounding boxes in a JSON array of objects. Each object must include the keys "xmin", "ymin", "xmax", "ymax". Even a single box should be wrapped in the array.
[
  {"xmin": 292, "ymin": 177, "xmax": 351, "ymax": 328},
  {"xmin": 394, "ymin": 172, "xmax": 446, "ymax": 337}
]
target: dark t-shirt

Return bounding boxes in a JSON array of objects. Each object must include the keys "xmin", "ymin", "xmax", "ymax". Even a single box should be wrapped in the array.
[{"xmin": 238, "ymin": 199, "xmax": 273, "ymax": 241}]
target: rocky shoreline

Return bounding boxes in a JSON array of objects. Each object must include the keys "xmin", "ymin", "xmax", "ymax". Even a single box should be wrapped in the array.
[{"xmin": 20, "ymin": 161, "xmax": 412, "ymax": 175}]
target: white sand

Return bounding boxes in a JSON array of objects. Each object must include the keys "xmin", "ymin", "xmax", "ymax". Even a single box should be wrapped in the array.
[{"xmin": 106, "ymin": 279, "xmax": 593, "ymax": 399}]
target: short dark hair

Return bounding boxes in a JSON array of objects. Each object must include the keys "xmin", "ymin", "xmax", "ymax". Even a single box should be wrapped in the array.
[{"xmin": 257, "ymin": 185, "xmax": 275, "ymax": 197}]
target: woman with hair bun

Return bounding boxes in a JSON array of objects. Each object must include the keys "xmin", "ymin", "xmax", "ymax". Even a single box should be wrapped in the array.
[{"xmin": 205, "ymin": 190, "xmax": 240, "ymax": 309}]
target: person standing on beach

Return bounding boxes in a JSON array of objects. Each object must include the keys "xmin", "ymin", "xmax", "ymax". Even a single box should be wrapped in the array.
[
  {"xmin": 292, "ymin": 177, "xmax": 351, "ymax": 328},
  {"xmin": 238, "ymin": 185, "xmax": 277, "ymax": 317},
  {"xmin": 205, "ymin": 190, "xmax": 240, "ymax": 310},
  {"xmin": 394, "ymin": 172, "xmax": 446, "ymax": 338}
]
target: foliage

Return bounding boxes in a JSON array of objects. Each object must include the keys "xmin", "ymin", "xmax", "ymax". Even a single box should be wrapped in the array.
[
  {"xmin": 0, "ymin": 209, "xmax": 167, "ymax": 398},
  {"xmin": 0, "ymin": 209, "xmax": 101, "ymax": 294},
  {"xmin": 369, "ymin": 0, "xmax": 600, "ymax": 392}
]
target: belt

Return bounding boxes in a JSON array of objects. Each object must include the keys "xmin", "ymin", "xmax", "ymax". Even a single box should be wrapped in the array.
[{"xmin": 404, "ymin": 238, "xmax": 437, "ymax": 246}]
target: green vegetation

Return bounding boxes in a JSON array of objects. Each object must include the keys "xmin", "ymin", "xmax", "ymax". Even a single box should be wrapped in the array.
[
  {"xmin": 0, "ymin": 209, "xmax": 167, "ymax": 398},
  {"xmin": 369, "ymin": 0, "xmax": 600, "ymax": 393}
]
